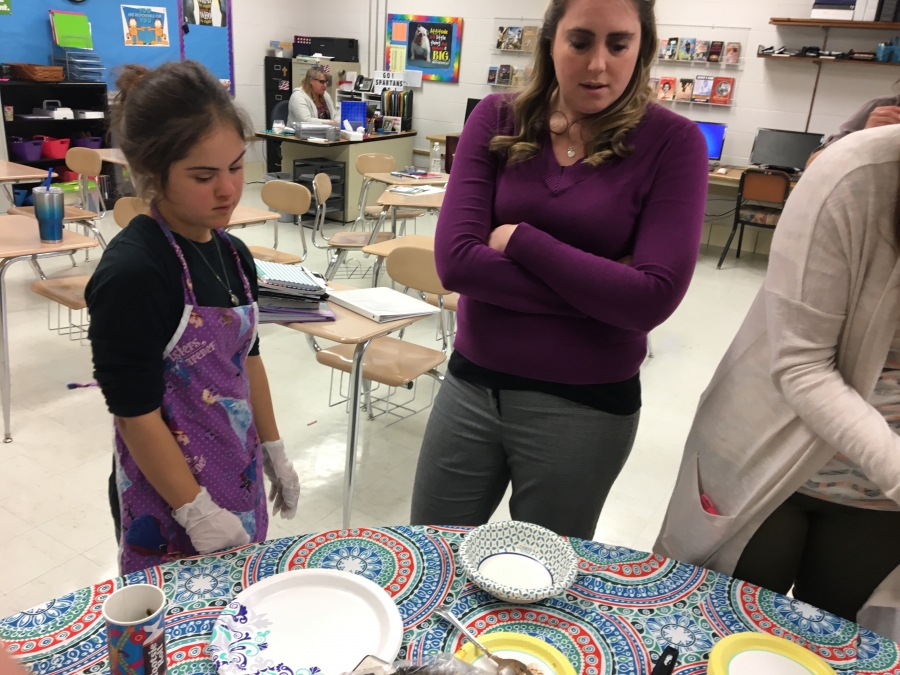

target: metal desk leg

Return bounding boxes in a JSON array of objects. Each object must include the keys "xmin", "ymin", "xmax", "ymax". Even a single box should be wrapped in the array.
[
  {"xmin": 273, "ymin": 218, "xmax": 279, "ymax": 250},
  {"xmin": 391, "ymin": 205, "xmax": 397, "ymax": 236},
  {"xmin": 29, "ymin": 256, "xmax": 47, "ymax": 281},
  {"xmin": 343, "ymin": 339, "xmax": 372, "ymax": 528},
  {"xmin": 0, "ymin": 259, "xmax": 15, "ymax": 442},
  {"xmin": 371, "ymin": 256, "xmax": 384, "ymax": 288}
]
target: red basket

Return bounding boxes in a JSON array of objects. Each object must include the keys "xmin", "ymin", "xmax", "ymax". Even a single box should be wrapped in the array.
[
  {"xmin": 56, "ymin": 170, "xmax": 79, "ymax": 182},
  {"xmin": 34, "ymin": 135, "xmax": 70, "ymax": 159},
  {"xmin": 9, "ymin": 136, "xmax": 43, "ymax": 162}
]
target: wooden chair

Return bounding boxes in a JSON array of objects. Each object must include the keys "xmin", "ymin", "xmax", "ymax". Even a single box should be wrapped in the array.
[
  {"xmin": 354, "ymin": 153, "xmax": 425, "ymax": 235},
  {"xmin": 311, "ymin": 172, "xmax": 393, "ymax": 280},
  {"xmin": 30, "ymin": 275, "xmax": 92, "ymax": 343},
  {"xmin": 717, "ymin": 168, "xmax": 791, "ymax": 270},
  {"xmin": 314, "ymin": 246, "xmax": 448, "ymax": 418},
  {"xmin": 65, "ymin": 147, "xmax": 108, "ymax": 251},
  {"xmin": 113, "ymin": 196, "xmax": 150, "ymax": 228},
  {"xmin": 248, "ymin": 180, "xmax": 310, "ymax": 265}
]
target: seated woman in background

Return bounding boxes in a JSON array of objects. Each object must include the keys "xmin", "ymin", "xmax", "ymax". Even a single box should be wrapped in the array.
[
  {"xmin": 807, "ymin": 92, "xmax": 900, "ymax": 166},
  {"xmin": 410, "ymin": 0, "xmax": 708, "ymax": 540},
  {"xmin": 656, "ymin": 123, "xmax": 900, "ymax": 632},
  {"xmin": 288, "ymin": 65, "xmax": 337, "ymax": 126}
]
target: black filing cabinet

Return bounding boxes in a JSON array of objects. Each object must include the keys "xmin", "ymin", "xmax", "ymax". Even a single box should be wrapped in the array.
[{"xmin": 264, "ymin": 56, "xmax": 293, "ymax": 173}]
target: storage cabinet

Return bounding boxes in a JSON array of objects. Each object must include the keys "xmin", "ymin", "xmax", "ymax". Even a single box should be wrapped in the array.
[
  {"xmin": 264, "ymin": 56, "xmax": 293, "ymax": 173},
  {"xmin": 292, "ymin": 157, "xmax": 346, "ymax": 224}
]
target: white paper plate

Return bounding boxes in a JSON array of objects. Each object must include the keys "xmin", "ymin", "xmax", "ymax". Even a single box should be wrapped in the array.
[{"xmin": 210, "ymin": 569, "xmax": 404, "ymax": 675}]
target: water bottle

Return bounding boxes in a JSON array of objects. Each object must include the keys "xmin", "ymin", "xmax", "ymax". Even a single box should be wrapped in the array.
[
  {"xmin": 430, "ymin": 142, "xmax": 442, "ymax": 173},
  {"xmin": 32, "ymin": 186, "xmax": 65, "ymax": 243}
]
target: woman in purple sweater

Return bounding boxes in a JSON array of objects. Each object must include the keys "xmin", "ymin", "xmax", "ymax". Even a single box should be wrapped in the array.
[{"xmin": 410, "ymin": 0, "xmax": 708, "ymax": 539}]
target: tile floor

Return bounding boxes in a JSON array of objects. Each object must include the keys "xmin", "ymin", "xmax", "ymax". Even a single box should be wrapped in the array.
[{"xmin": 0, "ymin": 184, "xmax": 769, "ymax": 618}]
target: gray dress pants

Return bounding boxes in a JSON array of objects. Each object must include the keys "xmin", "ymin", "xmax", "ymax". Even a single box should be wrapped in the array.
[{"xmin": 411, "ymin": 372, "xmax": 639, "ymax": 540}]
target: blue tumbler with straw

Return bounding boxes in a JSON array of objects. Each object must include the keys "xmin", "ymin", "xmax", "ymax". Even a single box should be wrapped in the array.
[{"xmin": 32, "ymin": 186, "xmax": 65, "ymax": 243}]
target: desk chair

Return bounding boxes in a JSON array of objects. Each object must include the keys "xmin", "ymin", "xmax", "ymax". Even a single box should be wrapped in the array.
[
  {"xmin": 113, "ymin": 196, "xmax": 150, "ymax": 228},
  {"xmin": 718, "ymin": 168, "xmax": 791, "ymax": 270},
  {"xmin": 311, "ymin": 246, "xmax": 448, "ymax": 419},
  {"xmin": 248, "ymin": 180, "xmax": 309, "ymax": 264},
  {"xmin": 65, "ymin": 148, "xmax": 108, "ymax": 253},
  {"xmin": 354, "ymin": 153, "xmax": 425, "ymax": 235},
  {"xmin": 312, "ymin": 173, "xmax": 393, "ymax": 280},
  {"xmin": 425, "ymin": 291, "xmax": 458, "ymax": 348},
  {"xmin": 30, "ymin": 275, "xmax": 92, "ymax": 344}
]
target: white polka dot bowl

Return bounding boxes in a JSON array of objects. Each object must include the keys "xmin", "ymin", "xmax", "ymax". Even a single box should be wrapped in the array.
[{"xmin": 459, "ymin": 521, "xmax": 578, "ymax": 604}]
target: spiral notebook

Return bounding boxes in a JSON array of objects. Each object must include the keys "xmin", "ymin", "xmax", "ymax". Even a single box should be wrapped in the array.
[{"xmin": 327, "ymin": 287, "xmax": 439, "ymax": 323}]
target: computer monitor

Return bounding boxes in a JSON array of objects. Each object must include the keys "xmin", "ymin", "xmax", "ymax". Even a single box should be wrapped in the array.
[
  {"xmin": 750, "ymin": 129, "xmax": 825, "ymax": 173},
  {"xmin": 696, "ymin": 121, "xmax": 727, "ymax": 162},
  {"xmin": 464, "ymin": 98, "xmax": 482, "ymax": 124}
]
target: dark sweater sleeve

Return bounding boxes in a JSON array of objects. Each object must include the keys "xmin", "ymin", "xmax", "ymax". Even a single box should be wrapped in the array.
[
  {"xmin": 434, "ymin": 97, "xmax": 585, "ymax": 317},
  {"xmin": 504, "ymin": 122, "xmax": 708, "ymax": 333},
  {"xmin": 86, "ymin": 241, "xmax": 176, "ymax": 418}
]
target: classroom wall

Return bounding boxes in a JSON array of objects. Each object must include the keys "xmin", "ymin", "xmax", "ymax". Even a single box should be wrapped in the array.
[{"xmin": 296, "ymin": 0, "xmax": 900, "ymax": 254}]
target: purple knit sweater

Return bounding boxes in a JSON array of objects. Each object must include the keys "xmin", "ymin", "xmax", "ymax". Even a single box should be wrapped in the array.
[{"xmin": 435, "ymin": 94, "xmax": 709, "ymax": 384}]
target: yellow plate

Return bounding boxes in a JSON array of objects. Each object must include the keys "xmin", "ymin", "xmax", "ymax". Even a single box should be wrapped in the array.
[
  {"xmin": 708, "ymin": 633, "xmax": 837, "ymax": 675},
  {"xmin": 454, "ymin": 632, "xmax": 577, "ymax": 675}
]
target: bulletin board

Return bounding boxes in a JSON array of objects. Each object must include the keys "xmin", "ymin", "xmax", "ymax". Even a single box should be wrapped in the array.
[
  {"xmin": 0, "ymin": 0, "xmax": 234, "ymax": 93},
  {"xmin": 385, "ymin": 14, "xmax": 463, "ymax": 82}
]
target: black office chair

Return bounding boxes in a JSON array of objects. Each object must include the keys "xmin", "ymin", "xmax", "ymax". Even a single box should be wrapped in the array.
[{"xmin": 270, "ymin": 100, "xmax": 290, "ymax": 128}]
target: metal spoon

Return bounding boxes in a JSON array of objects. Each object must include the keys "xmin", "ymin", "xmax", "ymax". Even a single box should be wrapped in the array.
[{"xmin": 434, "ymin": 607, "xmax": 533, "ymax": 675}]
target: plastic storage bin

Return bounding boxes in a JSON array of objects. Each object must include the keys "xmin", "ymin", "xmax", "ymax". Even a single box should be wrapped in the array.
[
  {"xmin": 72, "ymin": 136, "xmax": 102, "ymax": 149},
  {"xmin": 34, "ymin": 135, "xmax": 70, "ymax": 159},
  {"xmin": 9, "ymin": 137, "xmax": 43, "ymax": 162}
]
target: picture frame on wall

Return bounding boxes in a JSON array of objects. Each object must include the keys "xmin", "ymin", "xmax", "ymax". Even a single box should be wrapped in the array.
[{"xmin": 385, "ymin": 14, "xmax": 464, "ymax": 83}]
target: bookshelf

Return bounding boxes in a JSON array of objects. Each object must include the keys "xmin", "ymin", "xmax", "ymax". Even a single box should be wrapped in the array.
[
  {"xmin": 757, "ymin": 54, "xmax": 900, "ymax": 66},
  {"xmin": 769, "ymin": 17, "xmax": 900, "ymax": 29},
  {"xmin": 488, "ymin": 17, "xmax": 542, "ymax": 87}
]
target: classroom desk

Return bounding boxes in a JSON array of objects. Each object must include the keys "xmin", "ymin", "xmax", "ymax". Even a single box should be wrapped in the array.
[
  {"xmin": 0, "ymin": 216, "xmax": 99, "ymax": 442},
  {"xmin": 708, "ymin": 166, "xmax": 799, "ymax": 189},
  {"xmin": 284, "ymin": 281, "xmax": 431, "ymax": 527},
  {"xmin": 0, "ymin": 161, "xmax": 55, "ymax": 204},
  {"xmin": 364, "ymin": 171, "xmax": 449, "ymax": 186},
  {"xmin": 256, "ymin": 130, "xmax": 417, "ymax": 222},
  {"xmin": 95, "ymin": 148, "xmax": 128, "ymax": 166}
]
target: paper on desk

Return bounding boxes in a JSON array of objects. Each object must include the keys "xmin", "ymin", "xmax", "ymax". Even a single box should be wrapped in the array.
[{"xmin": 388, "ymin": 185, "xmax": 445, "ymax": 195}]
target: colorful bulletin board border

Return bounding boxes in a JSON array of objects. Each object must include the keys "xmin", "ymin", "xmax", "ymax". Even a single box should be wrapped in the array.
[
  {"xmin": 385, "ymin": 14, "xmax": 463, "ymax": 83},
  {"xmin": 121, "ymin": 5, "xmax": 170, "ymax": 47}
]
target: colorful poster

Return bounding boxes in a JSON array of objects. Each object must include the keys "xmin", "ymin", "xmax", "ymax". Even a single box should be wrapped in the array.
[
  {"xmin": 183, "ymin": 0, "xmax": 227, "ymax": 27},
  {"xmin": 0, "ymin": 0, "xmax": 11, "ymax": 16},
  {"xmin": 121, "ymin": 5, "xmax": 169, "ymax": 46},
  {"xmin": 385, "ymin": 14, "xmax": 463, "ymax": 83}
]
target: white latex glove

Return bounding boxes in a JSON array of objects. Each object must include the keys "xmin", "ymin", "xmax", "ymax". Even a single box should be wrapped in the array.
[
  {"xmin": 262, "ymin": 439, "xmax": 301, "ymax": 519},
  {"xmin": 172, "ymin": 487, "xmax": 250, "ymax": 554}
]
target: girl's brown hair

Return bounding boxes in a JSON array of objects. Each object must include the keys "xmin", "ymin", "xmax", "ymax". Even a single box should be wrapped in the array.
[
  {"xmin": 110, "ymin": 60, "xmax": 250, "ymax": 199},
  {"xmin": 301, "ymin": 65, "xmax": 328, "ymax": 106},
  {"xmin": 490, "ymin": 0, "xmax": 658, "ymax": 167}
]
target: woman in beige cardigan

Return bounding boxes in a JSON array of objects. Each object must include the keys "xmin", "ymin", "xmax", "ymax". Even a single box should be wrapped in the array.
[{"xmin": 656, "ymin": 124, "xmax": 900, "ymax": 635}]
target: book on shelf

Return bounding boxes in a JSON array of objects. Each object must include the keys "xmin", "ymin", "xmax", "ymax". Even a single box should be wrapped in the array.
[
  {"xmin": 692, "ymin": 74, "xmax": 714, "ymax": 103},
  {"xmin": 327, "ymin": 287, "xmax": 440, "ymax": 323},
  {"xmin": 811, "ymin": 0, "xmax": 856, "ymax": 19},
  {"xmin": 522, "ymin": 25, "xmax": 538, "ymax": 52},
  {"xmin": 649, "ymin": 77, "xmax": 660, "ymax": 95},
  {"xmin": 505, "ymin": 26, "xmax": 523, "ymax": 50},
  {"xmin": 676, "ymin": 78, "xmax": 694, "ymax": 101},
  {"xmin": 665, "ymin": 38, "xmax": 679, "ymax": 60},
  {"xmin": 677, "ymin": 38, "xmax": 696, "ymax": 60},
  {"xmin": 497, "ymin": 64, "xmax": 512, "ymax": 86},
  {"xmin": 710, "ymin": 77, "xmax": 735, "ymax": 105},
  {"xmin": 658, "ymin": 39, "xmax": 668, "ymax": 59},
  {"xmin": 487, "ymin": 66, "xmax": 498, "ymax": 84},
  {"xmin": 693, "ymin": 40, "xmax": 710, "ymax": 61},
  {"xmin": 853, "ymin": 0, "xmax": 879, "ymax": 20},
  {"xmin": 879, "ymin": 0, "xmax": 900, "ymax": 21},
  {"xmin": 657, "ymin": 76, "xmax": 676, "ymax": 100},
  {"xmin": 511, "ymin": 66, "xmax": 523, "ymax": 87},
  {"xmin": 724, "ymin": 42, "xmax": 741, "ymax": 64},
  {"xmin": 496, "ymin": 26, "xmax": 508, "ymax": 49},
  {"xmin": 708, "ymin": 41, "xmax": 724, "ymax": 63}
]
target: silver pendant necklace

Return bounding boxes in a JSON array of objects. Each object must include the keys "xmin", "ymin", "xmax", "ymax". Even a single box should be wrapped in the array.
[
  {"xmin": 567, "ymin": 146, "xmax": 576, "ymax": 158},
  {"xmin": 185, "ymin": 235, "xmax": 240, "ymax": 306}
]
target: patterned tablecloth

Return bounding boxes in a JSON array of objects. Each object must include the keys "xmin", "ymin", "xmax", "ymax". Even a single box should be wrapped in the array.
[{"xmin": 3, "ymin": 525, "xmax": 900, "ymax": 675}]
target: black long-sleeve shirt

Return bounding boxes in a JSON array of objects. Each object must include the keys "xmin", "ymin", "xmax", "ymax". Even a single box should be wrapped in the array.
[{"xmin": 86, "ymin": 215, "xmax": 259, "ymax": 418}]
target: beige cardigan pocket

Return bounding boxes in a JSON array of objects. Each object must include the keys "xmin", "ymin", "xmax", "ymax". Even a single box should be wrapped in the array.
[{"xmin": 657, "ymin": 453, "xmax": 736, "ymax": 566}]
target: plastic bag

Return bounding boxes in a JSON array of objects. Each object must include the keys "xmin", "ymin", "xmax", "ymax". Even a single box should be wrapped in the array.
[{"xmin": 344, "ymin": 654, "xmax": 487, "ymax": 675}]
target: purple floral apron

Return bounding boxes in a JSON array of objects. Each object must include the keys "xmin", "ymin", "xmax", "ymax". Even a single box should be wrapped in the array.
[{"xmin": 113, "ymin": 210, "xmax": 267, "ymax": 574}]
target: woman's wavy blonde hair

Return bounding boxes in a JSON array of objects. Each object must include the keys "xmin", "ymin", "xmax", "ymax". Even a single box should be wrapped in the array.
[{"xmin": 490, "ymin": 0, "xmax": 658, "ymax": 167}]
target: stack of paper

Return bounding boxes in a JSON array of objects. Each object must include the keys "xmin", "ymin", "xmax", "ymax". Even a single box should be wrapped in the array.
[
  {"xmin": 255, "ymin": 261, "xmax": 334, "ymax": 324},
  {"xmin": 327, "ymin": 287, "xmax": 440, "ymax": 323}
]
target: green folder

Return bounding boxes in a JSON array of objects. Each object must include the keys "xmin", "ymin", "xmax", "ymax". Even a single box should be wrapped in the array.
[{"xmin": 49, "ymin": 10, "xmax": 93, "ymax": 50}]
